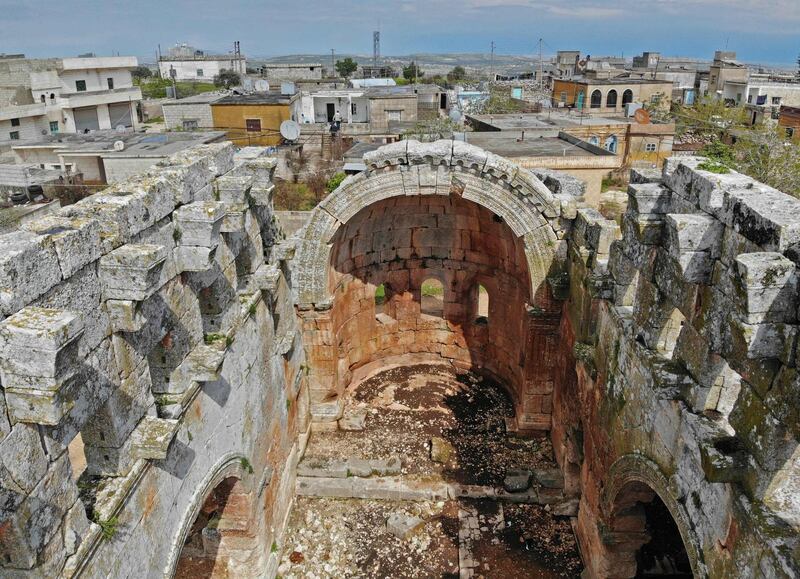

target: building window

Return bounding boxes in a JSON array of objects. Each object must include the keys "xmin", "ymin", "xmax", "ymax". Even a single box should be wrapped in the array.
[
  {"xmin": 622, "ymin": 89, "xmax": 634, "ymax": 106},
  {"xmin": 387, "ymin": 110, "xmax": 402, "ymax": 121},
  {"xmin": 650, "ymin": 94, "xmax": 662, "ymax": 105},
  {"xmin": 590, "ymin": 89, "xmax": 602, "ymax": 108},
  {"xmin": 772, "ymin": 96, "xmax": 781, "ymax": 105},
  {"xmin": 9, "ymin": 131, "xmax": 19, "ymax": 140},
  {"xmin": 606, "ymin": 89, "xmax": 618, "ymax": 108},
  {"xmin": 10, "ymin": 118, "xmax": 20, "ymax": 127},
  {"xmin": 375, "ymin": 283, "xmax": 389, "ymax": 317},
  {"xmin": 747, "ymin": 95, "xmax": 753, "ymax": 104},
  {"xmin": 560, "ymin": 91, "xmax": 567, "ymax": 103},
  {"xmin": 604, "ymin": 135, "xmax": 618, "ymax": 153},
  {"xmin": 50, "ymin": 93, "xmax": 56, "ymax": 101},
  {"xmin": 420, "ymin": 278, "xmax": 444, "ymax": 317},
  {"xmin": 197, "ymin": 69, "xmax": 204, "ymax": 77},
  {"xmin": 49, "ymin": 121, "xmax": 59, "ymax": 134},
  {"xmin": 786, "ymin": 127, "xmax": 795, "ymax": 138},
  {"xmin": 588, "ymin": 136, "xmax": 599, "ymax": 146},
  {"xmin": 351, "ymin": 102, "xmax": 357, "ymax": 116},
  {"xmin": 645, "ymin": 143, "xmax": 657, "ymax": 152},
  {"xmin": 107, "ymin": 77, "xmax": 114, "ymax": 90},
  {"xmin": 40, "ymin": 95, "xmax": 46, "ymax": 103},
  {"xmin": 245, "ymin": 118, "xmax": 262, "ymax": 132},
  {"xmin": 475, "ymin": 284, "xmax": 489, "ymax": 324},
  {"xmin": 76, "ymin": 80, "xmax": 87, "ymax": 92},
  {"xmin": 182, "ymin": 119, "xmax": 198, "ymax": 130}
]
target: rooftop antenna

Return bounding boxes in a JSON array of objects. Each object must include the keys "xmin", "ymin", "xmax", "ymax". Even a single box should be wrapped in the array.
[{"xmin": 373, "ymin": 27, "xmax": 381, "ymax": 78}]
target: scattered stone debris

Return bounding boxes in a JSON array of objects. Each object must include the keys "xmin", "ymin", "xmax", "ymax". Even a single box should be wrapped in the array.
[
  {"xmin": 503, "ymin": 469, "xmax": 533, "ymax": 493},
  {"xmin": 430, "ymin": 436, "xmax": 456, "ymax": 465},
  {"xmin": 386, "ymin": 511, "xmax": 425, "ymax": 539}
]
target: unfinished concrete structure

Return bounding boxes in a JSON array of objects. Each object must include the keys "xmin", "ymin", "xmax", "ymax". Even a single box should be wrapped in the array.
[{"xmin": 0, "ymin": 139, "xmax": 798, "ymax": 577}]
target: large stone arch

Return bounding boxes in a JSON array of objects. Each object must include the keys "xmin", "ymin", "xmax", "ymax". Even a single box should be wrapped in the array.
[
  {"xmin": 601, "ymin": 455, "xmax": 706, "ymax": 578},
  {"xmin": 166, "ymin": 453, "xmax": 259, "ymax": 577},
  {"xmin": 293, "ymin": 140, "xmax": 576, "ymax": 432},
  {"xmin": 293, "ymin": 140, "xmax": 570, "ymax": 307}
]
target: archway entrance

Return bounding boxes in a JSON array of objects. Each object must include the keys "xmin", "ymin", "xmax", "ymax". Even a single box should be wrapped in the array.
[{"xmin": 606, "ymin": 480, "xmax": 693, "ymax": 578}]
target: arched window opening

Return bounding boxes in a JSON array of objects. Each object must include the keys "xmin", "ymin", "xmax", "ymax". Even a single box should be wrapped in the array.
[
  {"xmin": 604, "ymin": 135, "xmax": 618, "ymax": 154},
  {"xmin": 607, "ymin": 89, "xmax": 618, "ymax": 108},
  {"xmin": 40, "ymin": 94, "xmax": 46, "ymax": 103},
  {"xmin": 609, "ymin": 481, "xmax": 693, "ymax": 578},
  {"xmin": 420, "ymin": 278, "xmax": 444, "ymax": 317},
  {"xmin": 622, "ymin": 89, "xmax": 634, "ymax": 106},
  {"xmin": 590, "ymin": 90, "xmax": 602, "ymax": 108},
  {"xmin": 588, "ymin": 135, "xmax": 600, "ymax": 146},
  {"xmin": 475, "ymin": 284, "xmax": 489, "ymax": 324},
  {"xmin": 375, "ymin": 283, "xmax": 389, "ymax": 317},
  {"xmin": 175, "ymin": 476, "xmax": 253, "ymax": 578}
]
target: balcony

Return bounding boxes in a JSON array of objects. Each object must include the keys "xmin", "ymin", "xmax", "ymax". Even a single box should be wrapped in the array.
[{"xmin": 59, "ymin": 86, "xmax": 142, "ymax": 109}]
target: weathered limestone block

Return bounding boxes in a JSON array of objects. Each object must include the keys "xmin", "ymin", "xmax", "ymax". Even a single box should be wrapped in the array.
[
  {"xmin": 173, "ymin": 201, "xmax": 225, "ymax": 247},
  {"xmin": 0, "ymin": 231, "xmax": 62, "ymax": 315},
  {"xmin": 180, "ymin": 342, "xmax": 227, "ymax": 383},
  {"xmin": 728, "ymin": 318, "xmax": 797, "ymax": 362},
  {"xmin": 21, "ymin": 214, "xmax": 102, "ymax": 279},
  {"xmin": 0, "ymin": 424, "xmax": 49, "ymax": 516},
  {"xmin": 153, "ymin": 160, "xmax": 209, "ymax": 206},
  {"xmin": 214, "ymin": 174, "xmax": 254, "ymax": 204},
  {"xmin": 573, "ymin": 207, "xmax": 619, "ymax": 256},
  {"xmin": 249, "ymin": 183, "xmax": 275, "ymax": 206},
  {"xmin": 81, "ymin": 360, "xmax": 154, "ymax": 449},
  {"xmin": 627, "ymin": 183, "xmax": 671, "ymax": 215},
  {"xmin": 98, "ymin": 244, "xmax": 169, "ymax": 301},
  {"xmin": 130, "ymin": 416, "xmax": 179, "ymax": 460},
  {"xmin": 407, "ymin": 138, "xmax": 452, "ymax": 166},
  {"xmin": 0, "ymin": 307, "xmax": 84, "ymax": 389},
  {"xmin": 664, "ymin": 214, "xmax": 724, "ymax": 259},
  {"xmin": 451, "ymin": 140, "xmax": 488, "ymax": 171},
  {"xmin": 175, "ymin": 245, "xmax": 217, "ymax": 273},
  {"xmin": 483, "ymin": 151, "xmax": 519, "ymax": 182},
  {"xmin": 729, "ymin": 384, "xmax": 796, "ymax": 472},
  {"xmin": 253, "ymin": 264, "xmax": 281, "ymax": 293},
  {"xmin": 364, "ymin": 139, "xmax": 407, "ymax": 168},
  {"xmin": 221, "ymin": 203, "xmax": 248, "ymax": 233},
  {"xmin": 0, "ymin": 453, "xmax": 78, "ymax": 569},
  {"xmin": 732, "ymin": 253, "xmax": 797, "ymax": 324},
  {"xmin": 231, "ymin": 155, "xmax": 277, "ymax": 186},
  {"xmin": 195, "ymin": 142, "xmax": 236, "ymax": 176},
  {"xmin": 511, "ymin": 169, "xmax": 559, "ymax": 218},
  {"xmin": 629, "ymin": 167, "xmax": 662, "ymax": 184},
  {"xmin": 106, "ymin": 299, "xmax": 146, "ymax": 332},
  {"xmin": 722, "ymin": 185, "xmax": 800, "ymax": 252},
  {"xmin": 83, "ymin": 434, "xmax": 137, "ymax": 476},
  {"xmin": 652, "ymin": 250, "xmax": 700, "ymax": 312}
]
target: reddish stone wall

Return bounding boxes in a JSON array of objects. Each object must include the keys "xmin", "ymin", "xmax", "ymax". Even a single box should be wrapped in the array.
[{"xmin": 302, "ymin": 194, "xmax": 563, "ymax": 430}]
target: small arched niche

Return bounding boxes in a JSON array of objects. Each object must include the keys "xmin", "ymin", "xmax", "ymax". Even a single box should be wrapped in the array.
[
  {"xmin": 420, "ymin": 277, "xmax": 444, "ymax": 317},
  {"xmin": 475, "ymin": 283, "xmax": 489, "ymax": 325}
]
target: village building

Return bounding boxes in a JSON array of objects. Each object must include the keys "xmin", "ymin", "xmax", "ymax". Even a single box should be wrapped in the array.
[
  {"xmin": 551, "ymin": 77, "xmax": 673, "ymax": 114},
  {"xmin": 260, "ymin": 63, "xmax": 324, "ymax": 82},
  {"xmin": 210, "ymin": 93, "xmax": 301, "ymax": 146},
  {"xmin": 0, "ymin": 54, "xmax": 143, "ymax": 139},
  {"xmin": 158, "ymin": 44, "xmax": 246, "ymax": 82}
]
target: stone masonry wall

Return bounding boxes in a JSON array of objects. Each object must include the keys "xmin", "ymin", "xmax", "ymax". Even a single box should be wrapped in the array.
[
  {"xmin": 556, "ymin": 159, "xmax": 800, "ymax": 577},
  {"xmin": 0, "ymin": 142, "xmax": 308, "ymax": 577}
]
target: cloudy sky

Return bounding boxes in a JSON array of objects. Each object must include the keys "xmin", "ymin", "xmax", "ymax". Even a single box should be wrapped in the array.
[{"xmin": 1, "ymin": 0, "xmax": 798, "ymax": 65}]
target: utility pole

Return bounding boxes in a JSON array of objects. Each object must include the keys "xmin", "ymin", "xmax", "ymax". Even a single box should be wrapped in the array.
[
  {"xmin": 538, "ymin": 38, "xmax": 544, "ymax": 90},
  {"xmin": 331, "ymin": 49, "xmax": 335, "ymax": 78},
  {"xmin": 490, "ymin": 41, "xmax": 495, "ymax": 82}
]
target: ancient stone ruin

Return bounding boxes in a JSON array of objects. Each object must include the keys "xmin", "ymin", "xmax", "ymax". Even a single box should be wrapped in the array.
[{"xmin": 0, "ymin": 140, "xmax": 797, "ymax": 577}]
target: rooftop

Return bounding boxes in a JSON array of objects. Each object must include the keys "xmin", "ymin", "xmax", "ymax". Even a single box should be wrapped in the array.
[
  {"xmin": 463, "ymin": 131, "xmax": 614, "ymax": 159},
  {"xmin": 161, "ymin": 91, "xmax": 230, "ymax": 105},
  {"xmin": 563, "ymin": 77, "xmax": 674, "ymax": 86},
  {"xmin": 11, "ymin": 130, "xmax": 226, "ymax": 157},
  {"xmin": 213, "ymin": 93, "xmax": 297, "ymax": 105},
  {"xmin": 468, "ymin": 112, "xmax": 642, "ymax": 130}
]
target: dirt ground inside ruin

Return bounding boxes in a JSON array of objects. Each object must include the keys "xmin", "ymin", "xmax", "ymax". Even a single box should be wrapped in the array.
[
  {"xmin": 304, "ymin": 363, "xmax": 555, "ymax": 486},
  {"xmin": 279, "ymin": 363, "xmax": 584, "ymax": 578}
]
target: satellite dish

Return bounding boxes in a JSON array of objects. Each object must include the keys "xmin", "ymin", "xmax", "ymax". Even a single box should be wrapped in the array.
[
  {"xmin": 113, "ymin": 140, "xmax": 125, "ymax": 151},
  {"xmin": 280, "ymin": 120, "xmax": 301, "ymax": 142},
  {"xmin": 634, "ymin": 109, "xmax": 651, "ymax": 124}
]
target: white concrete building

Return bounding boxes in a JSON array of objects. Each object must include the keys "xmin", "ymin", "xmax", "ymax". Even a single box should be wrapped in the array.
[
  {"xmin": 0, "ymin": 55, "xmax": 143, "ymax": 141},
  {"xmin": 158, "ymin": 55, "xmax": 246, "ymax": 82}
]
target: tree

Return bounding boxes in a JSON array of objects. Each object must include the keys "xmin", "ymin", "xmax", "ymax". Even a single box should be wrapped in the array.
[
  {"xmin": 403, "ymin": 61, "xmax": 424, "ymax": 81},
  {"xmin": 335, "ymin": 58, "xmax": 358, "ymax": 79},
  {"xmin": 213, "ymin": 69, "xmax": 241, "ymax": 88},
  {"xmin": 447, "ymin": 66, "xmax": 466, "ymax": 82},
  {"xmin": 132, "ymin": 66, "xmax": 152, "ymax": 81}
]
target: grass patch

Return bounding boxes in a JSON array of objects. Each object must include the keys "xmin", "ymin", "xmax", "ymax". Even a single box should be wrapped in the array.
[{"xmin": 697, "ymin": 160, "xmax": 731, "ymax": 174}]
